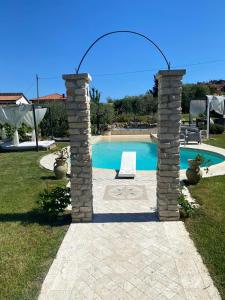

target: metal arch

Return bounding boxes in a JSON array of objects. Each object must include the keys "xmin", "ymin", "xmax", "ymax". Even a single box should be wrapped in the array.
[{"xmin": 76, "ymin": 30, "xmax": 170, "ymax": 74}]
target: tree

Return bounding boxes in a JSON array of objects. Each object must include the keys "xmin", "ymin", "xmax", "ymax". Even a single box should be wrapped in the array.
[
  {"xmin": 148, "ymin": 75, "xmax": 158, "ymax": 98},
  {"xmin": 90, "ymin": 87, "xmax": 115, "ymax": 134},
  {"xmin": 182, "ymin": 84, "xmax": 211, "ymax": 113},
  {"xmin": 90, "ymin": 88, "xmax": 102, "ymax": 133},
  {"xmin": 40, "ymin": 102, "xmax": 69, "ymax": 137}
]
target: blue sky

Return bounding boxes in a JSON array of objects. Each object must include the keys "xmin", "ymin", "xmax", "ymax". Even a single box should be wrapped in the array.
[{"xmin": 1, "ymin": 0, "xmax": 225, "ymax": 101}]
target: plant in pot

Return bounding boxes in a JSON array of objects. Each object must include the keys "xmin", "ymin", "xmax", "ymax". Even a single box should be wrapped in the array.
[
  {"xmin": 54, "ymin": 148, "xmax": 69, "ymax": 179},
  {"xmin": 186, "ymin": 154, "xmax": 205, "ymax": 185}
]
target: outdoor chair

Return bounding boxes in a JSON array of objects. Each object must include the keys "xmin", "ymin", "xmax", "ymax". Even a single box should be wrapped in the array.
[
  {"xmin": 186, "ymin": 131, "xmax": 201, "ymax": 144},
  {"xmin": 179, "ymin": 132, "xmax": 186, "ymax": 145}
]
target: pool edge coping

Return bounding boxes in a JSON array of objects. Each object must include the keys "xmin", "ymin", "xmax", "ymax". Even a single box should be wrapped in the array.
[{"xmin": 40, "ymin": 134, "xmax": 225, "ymax": 179}]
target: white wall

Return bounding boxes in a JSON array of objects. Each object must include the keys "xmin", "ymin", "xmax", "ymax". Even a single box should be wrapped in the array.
[{"xmin": 16, "ymin": 96, "xmax": 29, "ymax": 105}]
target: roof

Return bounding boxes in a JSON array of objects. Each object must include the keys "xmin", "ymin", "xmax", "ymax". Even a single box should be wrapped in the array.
[
  {"xmin": 31, "ymin": 93, "xmax": 67, "ymax": 102},
  {"xmin": 0, "ymin": 93, "xmax": 27, "ymax": 102}
]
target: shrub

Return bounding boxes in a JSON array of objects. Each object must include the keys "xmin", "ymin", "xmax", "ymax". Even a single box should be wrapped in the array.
[
  {"xmin": 3, "ymin": 123, "xmax": 31, "ymax": 141},
  {"xmin": 4, "ymin": 123, "xmax": 15, "ymax": 138},
  {"xmin": 177, "ymin": 191, "xmax": 195, "ymax": 218},
  {"xmin": 210, "ymin": 124, "xmax": 224, "ymax": 134},
  {"xmin": 40, "ymin": 102, "xmax": 69, "ymax": 137},
  {"xmin": 18, "ymin": 123, "xmax": 32, "ymax": 141},
  {"xmin": 37, "ymin": 187, "xmax": 71, "ymax": 217}
]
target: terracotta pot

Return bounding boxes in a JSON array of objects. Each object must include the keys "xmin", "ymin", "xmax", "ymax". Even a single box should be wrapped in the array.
[
  {"xmin": 186, "ymin": 159, "xmax": 203, "ymax": 185},
  {"xmin": 54, "ymin": 158, "xmax": 68, "ymax": 179}
]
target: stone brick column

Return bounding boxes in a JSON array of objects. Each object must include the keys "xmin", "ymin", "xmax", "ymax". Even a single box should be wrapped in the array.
[
  {"xmin": 62, "ymin": 73, "xmax": 93, "ymax": 222},
  {"xmin": 156, "ymin": 70, "xmax": 186, "ymax": 221}
]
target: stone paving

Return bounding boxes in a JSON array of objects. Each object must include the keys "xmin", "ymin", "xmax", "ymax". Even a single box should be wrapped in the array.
[{"xmin": 38, "ymin": 170, "xmax": 221, "ymax": 299}]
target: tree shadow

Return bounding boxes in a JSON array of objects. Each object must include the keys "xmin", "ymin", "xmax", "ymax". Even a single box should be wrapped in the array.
[
  {"xmin": 40, "ymin": 174, "xmax": 71, "ymax": 181},
  {"xmin": 40, "ymin": 175, "xmax": 57, "ymax": 180},
  {"xmin": 0, "ymin": 209, "xmax": 71, "ymax": 227}
]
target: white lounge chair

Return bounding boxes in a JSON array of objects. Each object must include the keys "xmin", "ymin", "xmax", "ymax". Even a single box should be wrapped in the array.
[{"xmin": 118, "ymin": 152, "xmax": 136, "ymax": 178}]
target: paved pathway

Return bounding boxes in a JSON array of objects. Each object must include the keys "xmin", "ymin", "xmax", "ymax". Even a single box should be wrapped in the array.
[{"xmin": 38, "ymin": 170, "xmax": 221, "ymax": 300}]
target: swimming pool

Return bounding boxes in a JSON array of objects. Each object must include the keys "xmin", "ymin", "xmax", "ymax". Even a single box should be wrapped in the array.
[{"xmin": 92, "ymin": 141, "xmax": 225, "ymax": 170}]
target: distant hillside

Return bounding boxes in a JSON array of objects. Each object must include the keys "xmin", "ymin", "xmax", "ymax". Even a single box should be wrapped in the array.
[{"xmin": 197, "ymin": 80, "xmax": 225, "ymax": 93}]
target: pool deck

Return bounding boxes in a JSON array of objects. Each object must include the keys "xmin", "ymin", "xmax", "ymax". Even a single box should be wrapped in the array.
[
  {"xmin": 38, "ymin": 135, "xmax": 223, "ymax": 300},
  {"xmin": 40, "ymin": 135, "xmax": 225, "ymax": 178}
]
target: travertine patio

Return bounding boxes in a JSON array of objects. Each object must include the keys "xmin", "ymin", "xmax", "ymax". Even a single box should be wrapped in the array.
[{"xmin": 38, "ymin": 169, "xmax": 221, "ymax": 299}]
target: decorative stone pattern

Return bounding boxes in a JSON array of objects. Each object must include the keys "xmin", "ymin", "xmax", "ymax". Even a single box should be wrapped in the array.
[
  {"xmin": 156, "ymin": 70, "xmax": 186, "ymax": 221},
  {"xmin": 63, "ymin": 73, "xmax": 93, "ymax": 222},
  {"xmin": 103, "ymin": 185, "xmax": 148, "ymax": 201},
  {"xmin": 38, "ymin": 172, "xmax": 221, "ymax": 300}
]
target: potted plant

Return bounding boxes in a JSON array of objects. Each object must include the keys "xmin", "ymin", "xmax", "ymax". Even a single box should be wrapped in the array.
[
  {"xmin": 54, "ymin": 148, "xmax": 69, "ymax": 179},
  {"xmin": 186, "ymin": 154, "xmax": 204, "ymax": 185}
]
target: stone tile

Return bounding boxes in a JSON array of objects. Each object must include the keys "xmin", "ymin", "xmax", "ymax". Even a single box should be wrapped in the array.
[{"xmin": 38, "ymin": 167, "xmax": 221, "ymax": 300}]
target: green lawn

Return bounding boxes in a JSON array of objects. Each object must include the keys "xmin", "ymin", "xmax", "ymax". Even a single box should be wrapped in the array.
[
  {"xmin": 0, "ymin": 145, "xmax": 69, "ymax": 300},
  {"xmin": 204, "ymin": 134, "xmax": 225, "ymax": 149},
  {"xmin": 186, "ymin": 175, "xmax": 225, "ymax": 299},
  {"xmin": 182, "ymin": 113, "xmax": 189, "ymax": 122},
  {"xmin": 186, "ymin": 134, "xmax": 225, "ymax": 298}
]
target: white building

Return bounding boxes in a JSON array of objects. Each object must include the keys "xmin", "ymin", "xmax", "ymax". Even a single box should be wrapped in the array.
[{"xmin": 0, "ymin": 93, "xmax": 30, "ymax": 105}]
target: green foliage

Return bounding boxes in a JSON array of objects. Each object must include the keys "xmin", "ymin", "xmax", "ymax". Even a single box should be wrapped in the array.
[
  {"xmin": 182, "ymin": 84, "xmax": 211, "ymax": 113},
  {"xmin": 177, "ymin": 191, "xmax": 195, "ymax": 218},
  {"xmin": 40, "ymin": 102, "xmax": 69, "ymax": 137},
  {"xmin": 90, "ymin": 88, "xmax": 115, "ymax": 134},
  {"xmin": 18, "ymin": 123, "xmax": 32, "ymax": 141},
  {"xmin": 209, "ymin": 124, "xmax": 224, "ymax": 134},
  {"xmin": 4, "ymin": 123, "xmax": 31, "ymax": 141},
  {"xmin": 4, "ymin": 123, "xmax": 15, "ymax": 138},
  {"xmin": 149, "ymin": 75, "xmax": 158, "ymax": 98},
  {"xmin": 37, "ymin": 187, "xmax": 71, "ymax": 217},
  {"xmin": 194, "ymin": 154, "xmax": 205, "ymax": 165},
  {"xmin": 114, "ymin": 114, "xmax": 157, "ymax": 124},
  {"xmin": 112, "ymin": 93, "xmax": 158, "ymax": 116},
  {"xmin": 90, "ymin": 87, "xmax": 101, "ymax": 104}
]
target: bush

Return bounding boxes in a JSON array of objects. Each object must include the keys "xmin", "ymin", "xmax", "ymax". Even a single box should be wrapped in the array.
[
  {"xmin": 4, "ymin": 123, "xmax": 15, "ymax": 138},
  {"xmin": 18, "ymin": 123, "xmax": 32, "ymax": 141},
  {"xmin": 177, "ymin": 191, "xmax": 195, "ymax": 218},
  {"xmin": 40, "ymin": 102, "xmax": 69, "ymax": 137},
  {"xmin": 210, "ymin": 124, "xmax": 224, "ymax": 134},
  {"xmin": 3, "ymin": 123, "xmax": 31, "ymax": 141},
  {"xmin": 37, "ymin": 187, "xmax": 71, "ymax": 217},
  {"xmin": 114, "ymin": 114, "xmax": 157, "ymax": 124}
]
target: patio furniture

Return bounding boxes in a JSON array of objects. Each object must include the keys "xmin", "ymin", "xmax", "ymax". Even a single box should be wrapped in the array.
[
  {"xmin": 180, "ymin": 125, "xmax": 201, "ymax": 144},
  {"xmin": 179, "ymin": 132, "xmax": 186, "ymax": 144},
  {"xmin": 186, "ymin": 131, "xmax": 201, "ymax": 144}
]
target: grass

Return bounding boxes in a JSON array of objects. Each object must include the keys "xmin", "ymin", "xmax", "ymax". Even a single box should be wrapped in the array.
[
  {"xmin": 182, "ymin": 113, "xmax": 189, "ymax": 122},
  {"xmin": 204, "ymin": 134, "xmax": 225, "ymax": 149},
  {"xmin": 0, "ymin": 143, "xmax": 69, "ymax": 300},
  {"xmin": 186, "ymin": 175, "xmax": 225, "ymax": 299}
]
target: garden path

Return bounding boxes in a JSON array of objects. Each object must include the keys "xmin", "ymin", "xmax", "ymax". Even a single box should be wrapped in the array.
[{"xmin": 38, "ymin": 170, "xmax": 221, "ymax": 300}]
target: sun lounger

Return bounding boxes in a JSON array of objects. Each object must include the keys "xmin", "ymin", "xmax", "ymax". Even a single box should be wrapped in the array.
[{"xmin": 118, "ymin": 152, "xmax": 136, "ymax": 178}]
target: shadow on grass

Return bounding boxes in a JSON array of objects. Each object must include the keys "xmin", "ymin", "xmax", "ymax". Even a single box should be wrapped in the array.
[
  {"xmin": 0, "ymin": 210, "xmax": 158, "ymax": 225},
  {"xmin": 40, "ymin": 175, "xmax": 57, "ymax": 180},
  {"xmin": 40, "ymin": 175, "xmax": 71, "ymax": 181},
  {"xmin": 0, "ymin": 209, "xmax": 71, "ymax": 227}
]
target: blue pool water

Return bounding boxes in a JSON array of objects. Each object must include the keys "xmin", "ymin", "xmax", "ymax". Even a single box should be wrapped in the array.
[{"xmin": 92, "ymin": 141, "xmax": 225, "ymax": 170}]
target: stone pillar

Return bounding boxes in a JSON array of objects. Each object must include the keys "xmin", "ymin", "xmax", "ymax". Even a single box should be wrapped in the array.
[
  {"xmin": 156, "ymin": 69, "xmax": 186, "ymax": 221},
  {"xmin": 62, "ymin": 73, "xmax": 93, "ymax": 222}
]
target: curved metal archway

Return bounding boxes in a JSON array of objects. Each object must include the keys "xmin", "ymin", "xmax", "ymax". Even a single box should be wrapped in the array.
[{"xmin": 76, "ymin": 30, "xmax": 170, "ymax": 73}]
